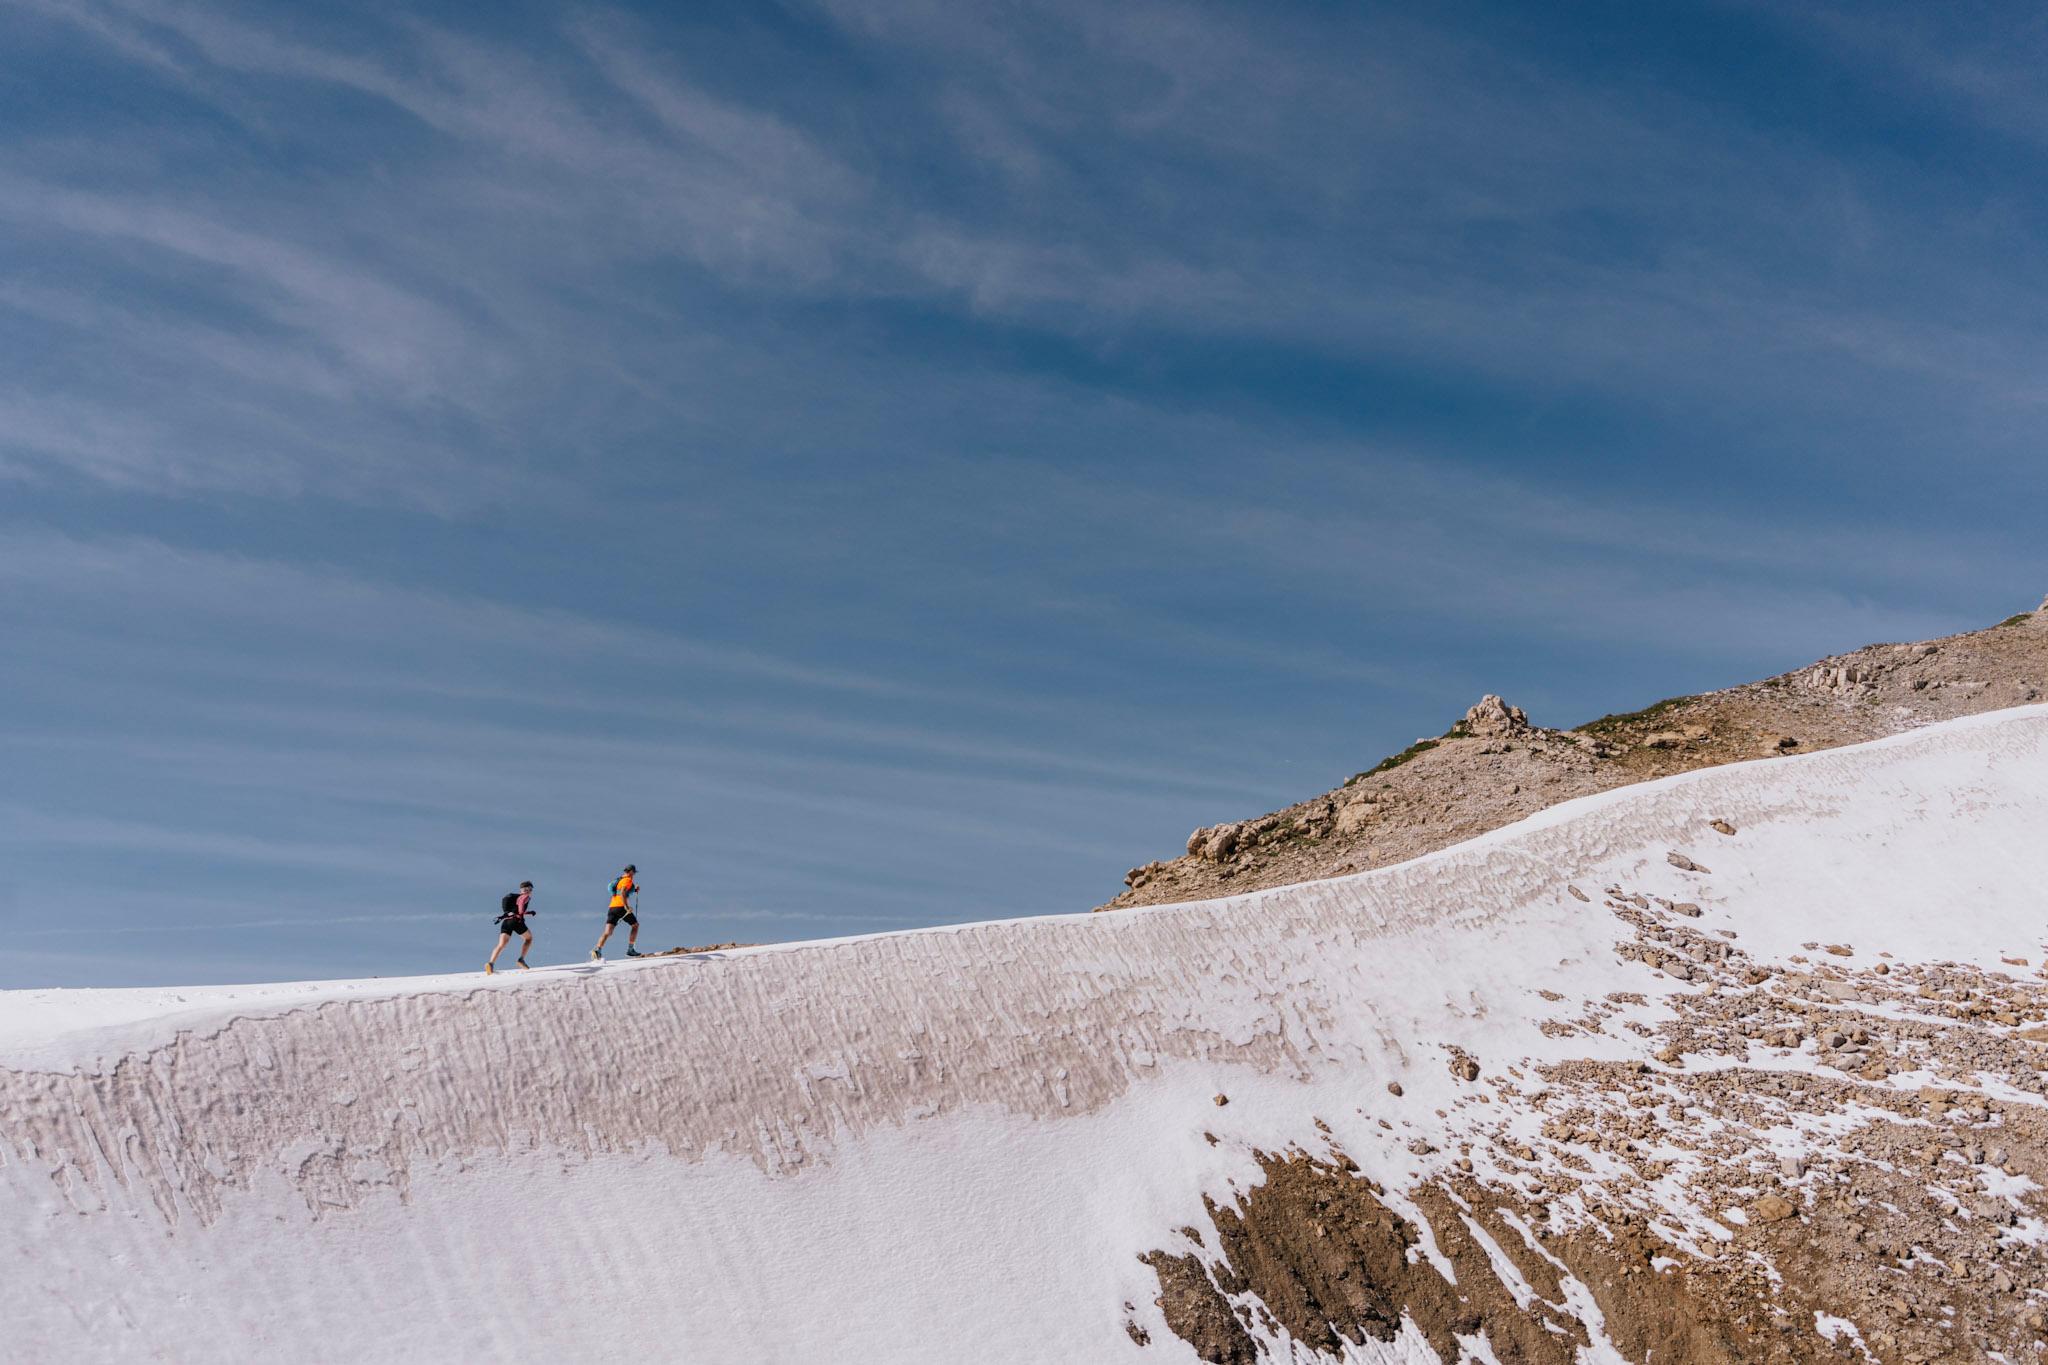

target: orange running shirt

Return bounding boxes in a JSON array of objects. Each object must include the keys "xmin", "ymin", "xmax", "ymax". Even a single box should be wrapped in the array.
[{"xmin": 608, "ymin": 871, "xmax": 635, "ymax": 909}]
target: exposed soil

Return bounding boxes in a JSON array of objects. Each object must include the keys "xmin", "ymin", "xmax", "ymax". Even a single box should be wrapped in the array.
[
  {"xmin": 1101, "ymin": 601, "xmax": 2048, "ymax": 913},
  {"xmin": 1141, "ymin": 1150, "xmax": 1777, "ymax": 1365},
  {"xmin": 1137, "ymin": 865, "xmax": 2048, "ymax": 1362}
]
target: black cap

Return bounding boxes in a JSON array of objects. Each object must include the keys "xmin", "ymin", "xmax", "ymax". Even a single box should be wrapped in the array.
[{"xmin": 624, "ymin": 864, "xmax": 637, "ymax": 873}]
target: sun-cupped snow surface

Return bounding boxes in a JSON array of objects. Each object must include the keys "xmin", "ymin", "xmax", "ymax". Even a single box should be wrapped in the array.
[{"xmin": 3, "ymin": 706, "xmax": 2046, "ymax": 1364}]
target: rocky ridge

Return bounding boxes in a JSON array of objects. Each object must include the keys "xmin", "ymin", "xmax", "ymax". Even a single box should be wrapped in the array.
[{"xmin": 1104, "ymin": 597, "xmax": 2048, "ymax": 912}]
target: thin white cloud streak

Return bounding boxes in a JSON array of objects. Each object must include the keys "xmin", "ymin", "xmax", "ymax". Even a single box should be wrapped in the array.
[
  {"xmin": 0, "ymin": 705, "xmax": 1221, "ymax": 865},
  {"xmin": 0, "ymin": 280, "xmax": 363, "ymax": 403},
  {"xmin": 0, "ymin": 528, "xmax": 1217, "ymax": 869},
  {"xmin": 0, "ymin": 805, "xmax": 461, "ymax": 879},
  {"xmin": 1759, "ymin": 3, "xmax": 2048, "ymax": 151},
  {"xmin": 0, "ymin": 178, "xmax": 481, "ymax": 396},
  {"xmin": 0, "ymin": 642, "xmax": 1276, "ymax": 799},
  {"xmin": 842, "ymin": 445, "xmax": 2012, "ymax": 664},
  {"xmin": 0, "ymin": 530, "xmax": 939, "ymax": 701},
  {"xmin": 8, "ymin": 912, "xmax": 482, "ymax": 938},
  {"xmin": 0, "ymin": 522, "xmax": 1416, "ymax": 777},
  {"xmin": 3, "ymin": 436, "xmax": 2014, "ymax": 725}
]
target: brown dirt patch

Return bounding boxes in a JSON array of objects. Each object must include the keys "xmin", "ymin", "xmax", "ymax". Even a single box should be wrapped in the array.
[{"xmin": 1138, "ymin": 880, "xmax": 2048, "ymax": 1362}]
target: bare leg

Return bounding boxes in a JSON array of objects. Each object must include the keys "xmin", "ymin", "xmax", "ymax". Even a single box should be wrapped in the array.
[
  {"xmin": 627, "ymin": 919, "xmax": 639, "ymax": 949},
  {"xmin": 518, "ymin": 932, "xmax": 533, "ymax": 966},
  {"xmin": 487, "ymin": 932, "xmax": 511, "ymax": 968},
  {"xmin": 595, "ymin": 920, "xmax": 615, "ymax": 952}
]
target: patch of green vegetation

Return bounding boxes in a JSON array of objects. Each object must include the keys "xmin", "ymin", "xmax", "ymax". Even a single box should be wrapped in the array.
[
  {"xmin": 1357, "ymin": 738, "xmax": 1439, "ymax": 780},
  {"xmin": 1440, "ymin": 720, "xmax": 1474, "ymax": 741},
  {"xmin": 1576, "ymin": 695, "xmax": 1694, "ymax": 736},
  {"xmin": 1997, "ymin": 613, "xmax": 2033, "ymax": 628}
]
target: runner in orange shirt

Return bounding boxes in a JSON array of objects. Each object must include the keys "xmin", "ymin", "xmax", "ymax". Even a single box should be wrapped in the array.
[{"xmin": 591, "ymin": 864, "xmax": 643, "ymax": 960}]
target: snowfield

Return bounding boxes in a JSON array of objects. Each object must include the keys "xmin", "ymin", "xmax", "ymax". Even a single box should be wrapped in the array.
[{"xmin": 3, "ymin": 707, "xmax": 2046, "ymax": 1363}]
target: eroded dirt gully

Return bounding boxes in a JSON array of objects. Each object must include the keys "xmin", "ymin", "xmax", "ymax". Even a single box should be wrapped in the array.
[
  {"xmin": 1103, "ymin": 602, "xmax": 2048, "ymax": 914},
  {"xmin": 1133, "ymin": 866, "xmax": 2048, "ymax": 1363}
]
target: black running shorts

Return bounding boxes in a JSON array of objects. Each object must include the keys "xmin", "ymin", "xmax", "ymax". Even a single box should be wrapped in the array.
[
  {"xmin": 497, "ymin": 916, "xmax": 529, "ymax": 935},
  {"xmin": 606, "ymin": 908, "xmax": 637, "ymax": 927}
]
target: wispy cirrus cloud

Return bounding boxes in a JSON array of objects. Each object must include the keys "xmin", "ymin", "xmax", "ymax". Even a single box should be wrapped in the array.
[{"xmin": 8, "ymin": 0, "xmax": 2047, "ymax": 515}]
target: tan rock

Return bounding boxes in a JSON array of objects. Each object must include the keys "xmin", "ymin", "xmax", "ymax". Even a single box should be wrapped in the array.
[
  {"xmin": 1334, "ymin": 798, "xmax": 1377, "ymax": 835},
  {"xmin": 1751, "ymin": 1193, "xmax": 1797, "ymax": 1223},
  {"xmin": 1187, "ymin": 823, "xmax": 1240, "ymax": 862},
  {"xmin": 1459, "ymin": 695, "xmax": 1529, "ymax": 739}
]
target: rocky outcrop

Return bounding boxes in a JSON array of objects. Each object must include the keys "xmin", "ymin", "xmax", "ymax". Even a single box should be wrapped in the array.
[
  {"xmin": 1459, "ymin": 694, "xmax": 1529, "ymax": 738},
  {"xmin": 1099, "ymin": 597, "xmax": 2048, "ymax": 913},
  {"xmin": 1186, "ymin": 822, "xmax": 1242, "ymax": 863}
]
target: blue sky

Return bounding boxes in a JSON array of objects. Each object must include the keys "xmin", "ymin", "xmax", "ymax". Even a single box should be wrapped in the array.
[{"xmin": 3, "ymin": 0, "xmax": 2044, "ymax": 987}]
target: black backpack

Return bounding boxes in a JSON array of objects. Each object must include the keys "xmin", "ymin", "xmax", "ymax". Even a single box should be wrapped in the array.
[{"xmin": 500, "ymin": 892, "xmax": 520, "ymax": 918}]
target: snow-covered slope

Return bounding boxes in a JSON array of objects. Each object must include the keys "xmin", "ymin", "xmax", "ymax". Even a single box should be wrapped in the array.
[{"xmin": 4, "ymin": 708, "xmax": 2047, "ymax": 1363}]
